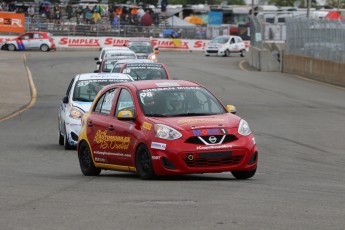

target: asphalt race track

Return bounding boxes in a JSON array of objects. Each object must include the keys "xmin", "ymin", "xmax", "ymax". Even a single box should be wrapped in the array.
[{"xmin": 0, "ymin": 51, "xmax": 345, "ymax": 230}]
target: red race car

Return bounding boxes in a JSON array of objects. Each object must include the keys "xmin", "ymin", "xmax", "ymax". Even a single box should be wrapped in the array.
[{"xmin": 77, "ymin": 80, "xmax": 258, "ymax": 180}]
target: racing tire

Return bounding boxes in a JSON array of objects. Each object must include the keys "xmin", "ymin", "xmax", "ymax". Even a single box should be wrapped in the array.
[
  {"xmin": 7, "ymin": 44, "xmax": 16, "ymax": 51},
  {"xmin": 205, "ymin": 54, "xmax": 210, "ymax": 57},
  {"xmin": 78, "ymin": 141, "xmax": 101, "ymax": 176},
  {"xmin": 136, "ymin": 145, "xmax": 155, "ymax": 180},
  {"xmin": 231, "ymin": 168, "xmax": 256, "ymax": 180},
  {"xmin": 224, "ymin": 49, "xmax": 230, "ymax": 57},
  {"xmin": 240, "ymin": 49, "xmax": 246, "ymax": 57},
  {"xmin": 63, "ymin": 125, "xmax": 74, "ymax": 150},
  {"xmin": 40, "ymin": 44, "xmax": 49, "ymax": 52},
  {"xmin": 58, "ymin": 128, "xmax": 64, "ymax": 146}
]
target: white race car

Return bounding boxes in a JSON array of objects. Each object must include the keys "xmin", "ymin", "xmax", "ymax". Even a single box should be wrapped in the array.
[
  {"xmin": 204, "ymin": 35, "xmax": 246, "ymax": 57},
  {"xmin": 58, "ymin": 73, "xmax": 134, "ymax": 149}
]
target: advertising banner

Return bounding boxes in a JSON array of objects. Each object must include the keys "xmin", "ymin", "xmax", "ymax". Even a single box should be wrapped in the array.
[{"xmin": 0, "ymin": 12, "xmax": 25, "ymax": 33}]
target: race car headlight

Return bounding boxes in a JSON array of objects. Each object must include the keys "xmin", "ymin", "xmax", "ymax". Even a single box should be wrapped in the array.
[
  {"xmin": 149, "ymin": 54, "xmax": 157, "ymax": 61},
  {"xmin": 154, "ymin": 124, "xmax": 182, "ymax": 140},
  {"xmin": 69, "ymin": 108, "xmax": 84, "ymax": 119},
  {"xmin": 238, "ymin": 119, "xmax": 251, "ymax": 136}
]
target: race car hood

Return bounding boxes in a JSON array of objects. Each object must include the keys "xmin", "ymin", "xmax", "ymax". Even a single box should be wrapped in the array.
[
  {"xmin": 147, "ymin": 114, "xmax": 241, "ymax": 131},
  {"xmin": 72, "ymin": 101, "xmax": 93, "ymax": 113}
]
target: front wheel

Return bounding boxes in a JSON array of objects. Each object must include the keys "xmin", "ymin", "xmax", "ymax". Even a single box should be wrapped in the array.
[
  {"xmin": 7, "ymin": 44, "xmax": 16, "ymax": 51},
  {"xmin": 231, "ymin": 168, "xmax": 256, "ymax": 180},
  {"xmin": 136, "ymin": 145, "xmax": 155, "ymax": 180},
  {"xmin": 40, "ymin": 44, "xmax": 49, "ymax": 52},
  {"xmin": 224, "ymin": 49, "xmax": 230, "ymax": 57},
  {"xmin": 240, "ymin": 49, "xmax": 246, "ymax": 57},
  {"xmin": 63, "ymin": 125, "xmax": 74, "ymax": 150},
  {"xmin": 78, "ymin": 141, "xmax": 101, "ymax": 176},
  {"xmin": 58, "ymin": 127, "xmax": 64, "ymax": 145}
]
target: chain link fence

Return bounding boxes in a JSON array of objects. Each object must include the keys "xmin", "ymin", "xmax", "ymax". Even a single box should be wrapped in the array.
[{"xmin": 285, "ymin": 18, "xmax": 345, "ymax": 62}]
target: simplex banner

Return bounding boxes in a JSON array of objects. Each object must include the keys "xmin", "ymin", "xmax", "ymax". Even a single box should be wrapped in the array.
[{"xmin": 0, "ymin": 36, "xmax": 250, "ymax": 51}]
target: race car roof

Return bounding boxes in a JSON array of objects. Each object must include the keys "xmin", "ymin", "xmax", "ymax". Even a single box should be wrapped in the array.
[
  {"xmin": 122, "ymin": 80, "xmax": 200, "ymax": 90},
  {"xmin": 76, "ymin": 73, "xmax": 134, "ymax": 81}
]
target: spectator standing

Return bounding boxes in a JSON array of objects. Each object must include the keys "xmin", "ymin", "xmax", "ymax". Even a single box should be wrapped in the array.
[
  {"xmin": 54, "ymin": 6, "xmax": 61, "ymax": 25},
  {"xmin": 27, "ymin": 4, "xmax": 35, "ymax": 23},
  {"xmin": 140, "ymin": 10, "xmax": 153, "ymax": 26},
  {"xmin": 92, "ymin": 10, "xmax": 101, "ymax": 24},
  {"xmin": 66, "ymin": 2, "xmax": 73, "ymax": 19},
  {"xmin": 137, "ymin": 5, "xmax": 144, "ymax": 21},
  {"xmin": 111, "ymin": 12, "xmax": 120, "ymax": 26},
  {"xmin": 161, "ymin": 0, "xmax": 168, "ymax": 18}
]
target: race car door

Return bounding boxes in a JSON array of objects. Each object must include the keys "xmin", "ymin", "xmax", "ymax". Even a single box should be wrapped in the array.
[
  {"xmin": 229, "ymin": 37, "xmax": 239, "ymax": 52},
  {"xmin": 18, "ymin": 33, "xmax": 34, "ymax": 50},
  {"xmin": 86, "ymin": 87, "xmax": 119, "ymax": 165},
  {"xmin": 105, "ymin": 87, "xmax": 137, "ymax": 166}
]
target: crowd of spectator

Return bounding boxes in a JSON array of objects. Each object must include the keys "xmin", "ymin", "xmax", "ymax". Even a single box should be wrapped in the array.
[{"xmin": 0, "ymin": 0, "xmax": 159, "ymax": 28}]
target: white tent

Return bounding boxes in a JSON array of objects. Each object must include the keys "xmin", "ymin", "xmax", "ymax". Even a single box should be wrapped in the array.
[{"xmin": 165, "ymin": 16, "xmax": 196, "ymax": 27}]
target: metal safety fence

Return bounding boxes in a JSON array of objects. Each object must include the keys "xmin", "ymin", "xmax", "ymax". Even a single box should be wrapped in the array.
[
  {"xmin": 0, "ymin": 16, "xmax": 230, "ymax": 40},
  {"xmin": 285, "ymin": 18, "xmax": 345, "ymax": 63}
]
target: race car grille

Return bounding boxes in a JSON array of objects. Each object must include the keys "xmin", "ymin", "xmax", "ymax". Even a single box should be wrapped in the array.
[
  {"xmin": 206, "ymin": 50, "xmax": 218, "ymax": 53},
  {"xmin": 137, "ymin": 55, "xmax": 149, "ymax": 59},
  {"xmin": 185, "ymin": 135, "xmax": 237, "ymax": 145},
  {"xmin": 183, "ymin": 154, "xmax": 243, "ymax": 167}
]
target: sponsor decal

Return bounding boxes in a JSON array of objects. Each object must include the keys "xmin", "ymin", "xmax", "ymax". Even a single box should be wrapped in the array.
[
  {"xmin": 94, "ymin": 157, "xmax": 107, "ymax": 163},
  {"xmin": 142, "ymin": 122, "xmax": 152, "ymax": 131},
  {"xmin": 94, "ymin": 130, "xmax": 130, "ymax": 150},
  {"xmin": 155, "ymin": 82, "xmax": 180, "ymax": 87},
  {"xmin": 151, "ymin": 142, "xmax": 166, "ymax": 150},
  {"xmin": 59, "ymin": 37, "xmax": 100, "ymax": 47},
  {"xmin": 103, "ymin": 38, "xmax": 128, "ymax": 46},
  {"xmin": 151, "ymin": 156, "xmax": 162, "ymax": 160},
  {"xmin": 94, "ymin": 151, "xmax": 131, "ymax": 158},
  {"xmin": 196, "ymin": 144, "xmax": 232, "ymax": 150},
  {"xmin": 154, "ymin": 40, "xmax": 189, "ymax": 49},
  {"xmin": 252, "ymin": 137, "xmax": 256, "ymax": 145},
  {"xmin": 178, "ymin": 118, "xmax": 225, "ymax": 126},
  {"xmin": 192, "ymin": 128, "xmax": 227, "ymax": 136}
]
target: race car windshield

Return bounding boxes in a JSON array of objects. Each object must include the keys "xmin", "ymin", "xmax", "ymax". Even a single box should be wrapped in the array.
[
  {"xmin": 122, "ymin": 67, "xmax": 168, "ymax": 81},
  {"xmin": 128, "ymin": 43, "xmax": 153, "ymax": 54},
  {"xmin": 73, "ymin": 79, "xmax": 128, "ymax": 102},
  {"xmin": 138, "ymin": 87, "xmax": 227, "ymax": 117},
  {"xmin": 211, "ymin": 37, "xmax": 229, "ymax": 44}
]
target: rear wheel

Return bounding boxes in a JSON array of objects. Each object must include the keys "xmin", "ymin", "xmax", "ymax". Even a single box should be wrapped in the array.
[
  {"xmin": 78, "ymin": 141, "xmax": 101, "ymax": 176},
  {"xmin": 224, "ymin": 49, "xmax": 230, "ymax": 57},
  {"xmin": 8, "ymin": 44, "xmax": 16, "ymax": 51},
  {"xmin": 40, "ymin": 44, "xmax": 49, "ymax": 52},
  {"xmin": 231, "ymin": 168, "xmax": 256, "ymax": 180},
  {"xmin": 136, "ymin": 145, "xmax": 155, "ymax": 180}
]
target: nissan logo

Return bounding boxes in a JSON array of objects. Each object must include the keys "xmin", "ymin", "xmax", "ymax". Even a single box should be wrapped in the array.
[{"xmin": 209, "ymin": 136, "xmax": 217, "ymax": 143}]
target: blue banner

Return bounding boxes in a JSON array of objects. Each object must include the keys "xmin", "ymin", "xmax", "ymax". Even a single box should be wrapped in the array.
[{"xmin": 208, "ymin": 12, "xmax": 223, "ymax": 25}]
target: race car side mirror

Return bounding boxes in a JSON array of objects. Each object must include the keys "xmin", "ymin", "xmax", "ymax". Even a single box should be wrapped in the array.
[
  {"xmin": 118, "ymin": 110, "xmax": 135, "ymax": 121},
  {"xmin": 62, "ymin": 96, "xmax": 69, "ymax": 104},
  {"xmin": 226, "ymin": 105, "xmax": 236, "ymax": 114},
  {"xmin": 94, "ymin": 57, "xmax": 99, "ymax": 61}
]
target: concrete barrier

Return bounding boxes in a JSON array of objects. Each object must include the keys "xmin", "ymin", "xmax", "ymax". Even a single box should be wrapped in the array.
[{"xmin": 283, "ymin": 54, "xmax": 345, "ymax": 87}]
